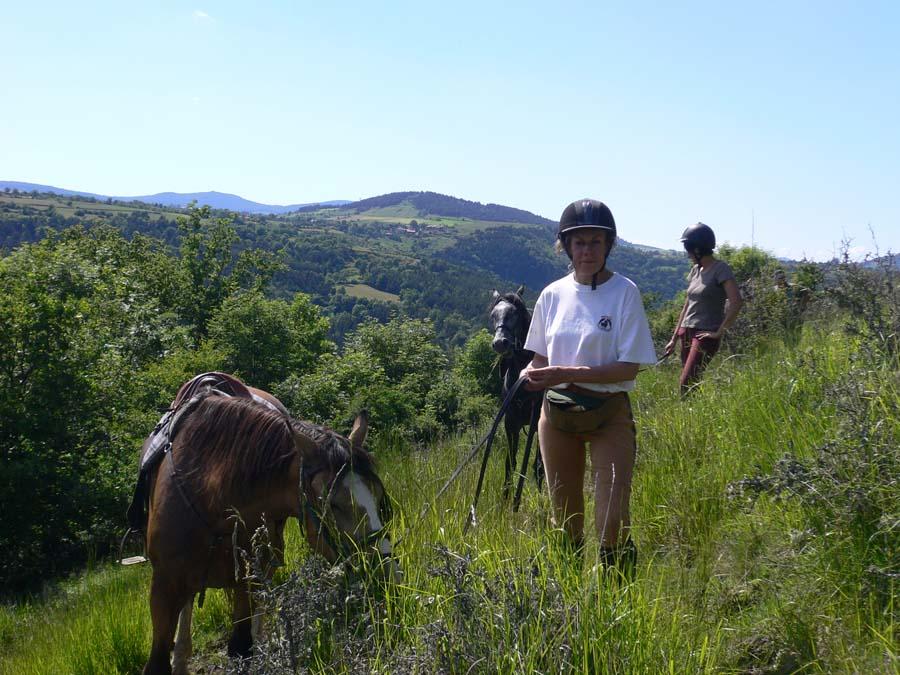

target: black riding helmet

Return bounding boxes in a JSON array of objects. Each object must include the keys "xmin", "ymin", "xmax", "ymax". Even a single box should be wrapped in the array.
[
  {"xmin": 558, "ymin": 199, "xmax": 617, "ymax": 254},
  {"xmin": 680, "ymin": 222, "xmax": 716, "ymax": 253},
  {"xmin": 558, "ymin": 199, "xmax": 617, "ymax": 289}
]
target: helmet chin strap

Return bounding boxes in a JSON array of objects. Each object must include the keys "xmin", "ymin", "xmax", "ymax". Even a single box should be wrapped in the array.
[{"xmin": 592, "ymin": 246, "xmax": 611, "ymax": 289}]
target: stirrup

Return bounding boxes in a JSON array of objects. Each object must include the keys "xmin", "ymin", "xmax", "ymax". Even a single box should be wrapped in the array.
[{"xmin": 118, "ymin": 528, "xmax": 148, "ymax": 566}]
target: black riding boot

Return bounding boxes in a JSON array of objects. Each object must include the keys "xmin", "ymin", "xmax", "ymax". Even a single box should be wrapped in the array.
[{"xmin": 599, "ymin": 538, "xmax": 637, "ymax": 582}]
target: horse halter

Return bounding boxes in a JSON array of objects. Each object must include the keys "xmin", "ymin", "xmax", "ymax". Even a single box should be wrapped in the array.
[
  {"xmin": 491, "ymin": 299, "xmax": 526, "ymax": 353},
  {"xmin": 299, "ymin": 462, "xmax": 392, "ymax": 560}
]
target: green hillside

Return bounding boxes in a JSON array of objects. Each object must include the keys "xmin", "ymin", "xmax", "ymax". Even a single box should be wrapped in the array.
[{"xmin": 0, "ymin": 189, "xmax": 688, "ymax": 344}]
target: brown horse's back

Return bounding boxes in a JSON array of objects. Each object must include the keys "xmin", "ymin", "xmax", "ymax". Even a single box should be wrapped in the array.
[
  {"xmin": 248, "ymin": 386, "xmax": 289, "ymax": 417},
  {"xmin": 173, "ymin": 372, "xmax": 288, "ymax": 415},
  {"xmin": 146, "ymin": 394, "xmax": 300, "ymax": 590}
]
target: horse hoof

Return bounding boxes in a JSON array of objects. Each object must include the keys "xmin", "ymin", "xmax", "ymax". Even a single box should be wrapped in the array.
[{"xmin": 227, "ymin": 635, "xmax": 253, "ymax": 659}]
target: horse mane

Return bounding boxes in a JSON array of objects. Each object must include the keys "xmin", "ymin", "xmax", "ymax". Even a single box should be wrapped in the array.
[
  {"xmin": 176, "ymin": 393, "xmax": 297, "ymax": 507},
  {"xmin": 290, "ymin": 418, "xmax": 379, "ymax": 483}
]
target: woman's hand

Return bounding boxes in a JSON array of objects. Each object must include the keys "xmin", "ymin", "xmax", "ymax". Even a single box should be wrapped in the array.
[
  {"xmin": 663, "ymin": 338, "xmax": 676, "ymax": 356},
  {"xmin": 523, "ymin": 365, "xmax": 567, "ymax": 391},
  {"xmin": 695, "ymin": 330, "xmax": 722, "ymax": 341}
]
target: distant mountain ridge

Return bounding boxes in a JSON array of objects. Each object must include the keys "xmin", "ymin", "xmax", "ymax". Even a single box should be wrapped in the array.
[
  {"xmin": 1, "ymin": 180, "xmax": 670, "ymax": 254},
  {"xmin": 1, "ymin": 181, "xmax": 557, "ymax": 226},
  {"xmin": 343, "ymin": 191, "xmax": 556, "ymax": 227},
  {"xmin": 0, "ymin": 181, "xmax": 349, "ymax": 214}
]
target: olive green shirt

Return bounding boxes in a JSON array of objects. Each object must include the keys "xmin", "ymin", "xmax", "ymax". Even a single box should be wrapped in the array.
[{"xmin": 681, "ymin": 260, "xmax": 735, "ymax": 330}]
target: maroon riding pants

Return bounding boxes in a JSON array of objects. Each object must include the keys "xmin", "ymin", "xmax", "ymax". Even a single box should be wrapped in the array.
[{"xmin": 678, "ymin": 327, "xmax": 721, "ymax": 392}]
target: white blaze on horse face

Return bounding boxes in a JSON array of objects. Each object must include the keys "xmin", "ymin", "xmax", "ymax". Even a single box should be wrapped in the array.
[{"xmin": 347, "ymin": 472, "xmax": 392, "ymax": 557}]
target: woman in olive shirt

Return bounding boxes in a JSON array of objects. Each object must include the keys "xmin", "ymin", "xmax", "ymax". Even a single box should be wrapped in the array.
[{"xmin": 664, "ymin": 223, "xmax": 743, "ymax": 395}]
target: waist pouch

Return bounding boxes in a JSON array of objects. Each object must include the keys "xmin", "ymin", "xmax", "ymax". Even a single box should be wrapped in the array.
[{"xmin": 544, "ymin": 388, "xmax": 625, "ymax": 434}]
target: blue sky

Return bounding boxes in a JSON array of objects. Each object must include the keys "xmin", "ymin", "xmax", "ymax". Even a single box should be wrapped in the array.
[{"xmin": 3, "ymin": 1, "xmax": 898, "ymax": 260}]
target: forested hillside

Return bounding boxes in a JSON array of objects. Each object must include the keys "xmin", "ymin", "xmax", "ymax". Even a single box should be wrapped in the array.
[{"xmin": 0, "ymin": 189, "xmax": 688, "ymax": 344}]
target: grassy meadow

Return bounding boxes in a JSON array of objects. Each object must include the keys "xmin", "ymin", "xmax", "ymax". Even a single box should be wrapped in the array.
[{"xmin": 1, "ymin": 325, "xmax": 896, "ymax": 674}]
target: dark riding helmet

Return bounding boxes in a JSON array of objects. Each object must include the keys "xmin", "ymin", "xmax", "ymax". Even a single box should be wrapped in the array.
[
  {"xmin": 680, "ymin": 222, "xmax": 716, "ymax": 252},
  {"xmin": 558, "ymin": 199, "xmax": 617, "ymax": 255}
]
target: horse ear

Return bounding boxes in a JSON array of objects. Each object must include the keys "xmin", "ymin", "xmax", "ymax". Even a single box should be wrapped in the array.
[
  {"xmin": 349, "ymin": 409, "xmax": 369, "ymax": 450},
  {"xmin": 516, "ymin": 285, "xmax": 525, "ymax": 297}
]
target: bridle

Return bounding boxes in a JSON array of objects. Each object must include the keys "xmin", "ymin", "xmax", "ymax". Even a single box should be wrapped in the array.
[
  {"xmin": 491, "ymin": 298, "xmax": 529, "ymax": 356},
  {"xmin": 298, "ymin": 461, "xmax": 393, "ymax": 560}
]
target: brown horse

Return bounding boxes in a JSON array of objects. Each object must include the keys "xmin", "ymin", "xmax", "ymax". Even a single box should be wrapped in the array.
[{"xmin": 141, "ymin": 382, "xmax": 394, "ymax": 675}]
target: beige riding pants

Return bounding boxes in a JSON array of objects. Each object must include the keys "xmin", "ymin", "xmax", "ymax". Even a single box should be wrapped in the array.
[{"xmin": 538, "ymin": 392, "xmax": 636, "ymax": 548}]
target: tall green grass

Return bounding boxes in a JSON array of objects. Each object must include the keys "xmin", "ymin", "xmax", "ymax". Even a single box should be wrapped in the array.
[{"xmin": 2, "ymin": 328, "xmax": 895, "ymax": 673}]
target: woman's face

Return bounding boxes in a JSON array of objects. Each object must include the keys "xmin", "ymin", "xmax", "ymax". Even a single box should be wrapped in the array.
[{"xmin": 568, "ymin": 229, "xmax": 607, "ymax": 276}]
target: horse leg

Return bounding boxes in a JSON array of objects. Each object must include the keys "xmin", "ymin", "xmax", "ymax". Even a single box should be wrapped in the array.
[
  {"xmin": 251, "ymin": 605, "xmax": 265, "ymax": 646},
  {"xmin": 514, "ymin": 416, "xmax": 539, "ymax": 512},
  {"xmin": 533, "ymin": 450, "xmax": 546, "ymax": 489},
  {"xmin": 529, "ymin": 402, "xmax": 545, "ymax": 489},
  {"xmin": 503, "ymin": 416, "xmax": 518, "ymax": 500},
  {"xmin": 172, "ymin": 596, "xmax": 194, "ymax": 675},
  {"xmin": 228, "ymin": 584, "xmax": 254, "ymax": 658},
  {"xmin": 144, "ymin": 573, "xmax": 188, "ymax": 675}
]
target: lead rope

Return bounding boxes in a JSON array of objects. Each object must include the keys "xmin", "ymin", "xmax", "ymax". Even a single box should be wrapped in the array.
[
  {"xmin": 512, "ymin": 396, "xmax": 542, "ymax": 512},
  {"xmin": 464, "ymin": 373, "xmax": 530, "ymax": 533},
  {"xmin": 392, "ymin": 373, "xmax": 531, "ymax": 547}
]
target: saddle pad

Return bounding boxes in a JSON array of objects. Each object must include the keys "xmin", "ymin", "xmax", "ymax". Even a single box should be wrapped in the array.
[{"xmin": 139, "ymin": 409, "xmax": 176, "ymax": 472}]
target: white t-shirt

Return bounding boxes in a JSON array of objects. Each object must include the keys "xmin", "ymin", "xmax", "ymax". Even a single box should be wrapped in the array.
[{"xmin": 524, "ymin": 272, "xmax": 657, "ymax": 392}]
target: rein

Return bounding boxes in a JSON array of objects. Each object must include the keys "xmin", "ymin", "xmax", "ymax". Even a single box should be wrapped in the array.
[
  {"xmin": 391, "ymin": 373, "xmax": 532, "ymax": 547},
  {"xmin": 465, "ymin": 373, "xmax": 531, "ymax": 532},
  {"xmin": 165, "ymin": 439, "xmax": 228, "ymax": 608},
  {"xmin": 299, "ymin": 462, "xmax": 393, "ymax": 559},
  {"xmin": 299, "ymin": 464, "xmax": 350, "ymax": 559}
]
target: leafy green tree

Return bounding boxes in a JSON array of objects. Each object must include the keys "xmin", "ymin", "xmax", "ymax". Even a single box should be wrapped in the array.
[
  {"xmin": 208, "ymin": 290, "xmax": 332, "ymax": 390},
  {"xmin": 177, "ymin": 204, "xmax": 284, "ymax": 340},
  {"xmin": 717, "ymin": 244, "xmax": 780, "ymax": 283},
  {"xmin": 0, "ymin": 226, "xmax": 190, "ymax": 589},
  {"xmin": 275, "ymin": 317, "xmax": 454, "ymax": 439},
  {"xmin": 452, "ymin": 329, "xmax": 501, "ymax": 398}
]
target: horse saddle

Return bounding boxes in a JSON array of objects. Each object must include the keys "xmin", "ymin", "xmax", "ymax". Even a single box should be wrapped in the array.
[{"xmin": 126, "ymin": 372, "xmax": 265, "ymax": 532}]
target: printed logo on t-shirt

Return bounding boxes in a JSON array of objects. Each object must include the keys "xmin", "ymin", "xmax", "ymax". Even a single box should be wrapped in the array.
[{"xmin": 597, "ymin": 315, "xmax": 612, "ymax": 331}]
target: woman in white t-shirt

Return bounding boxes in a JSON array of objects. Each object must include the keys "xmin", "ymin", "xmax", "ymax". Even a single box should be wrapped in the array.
[{"xmin": 523, "ymin": 199, "xmax": 656, "ymax": 577}]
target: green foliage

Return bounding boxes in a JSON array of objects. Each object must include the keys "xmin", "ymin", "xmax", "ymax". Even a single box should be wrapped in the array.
[
  {"xmin": 273, "ymin": 316, "xmax": 502, "ymax": 440},
  {"xmin": 0, "ymin": 221, "xmax": 309, "ymax": 591},
  {"xmin": 0, "ymin": 227, "xmax": 189, "ymax": 588},
  {"xmin": 717, "ymin": 243, "xmax": 780, "ymax": 283},
  {"xmin": 208, "ymin": 290, "xmax": 332, "ymax": 391},
  {"xmin": 825, "ymin": 250, "xmax": 899, "ymax": 363},
  {"xmin": 176, "ymin": 204, "xmax": 284, "ymax": 339},
  {"xmin": 452, "ymin": 329, "xmax": 501, "ymax": 399},
  {"xmin": 730, "ymin": 370, "xmax": 898, "ymax": 613}
]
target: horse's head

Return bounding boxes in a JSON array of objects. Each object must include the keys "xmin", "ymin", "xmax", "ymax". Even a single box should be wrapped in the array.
[
  {"xmin": 294, "ymin": 412, "xmax": 399, "ymax": 580},
  {"xmin": 489, "ymin": 286, "xmax": 529, "ymax": 356}
]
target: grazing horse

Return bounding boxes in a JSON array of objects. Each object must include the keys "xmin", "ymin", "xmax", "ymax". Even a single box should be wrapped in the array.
[
  {"xmin": 141, "ymin": 377, "xmax": 393, "ymax": 675},
  {"xmin": 489, "ymin": 287, "xmax": 543, "ymax": 500}
]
